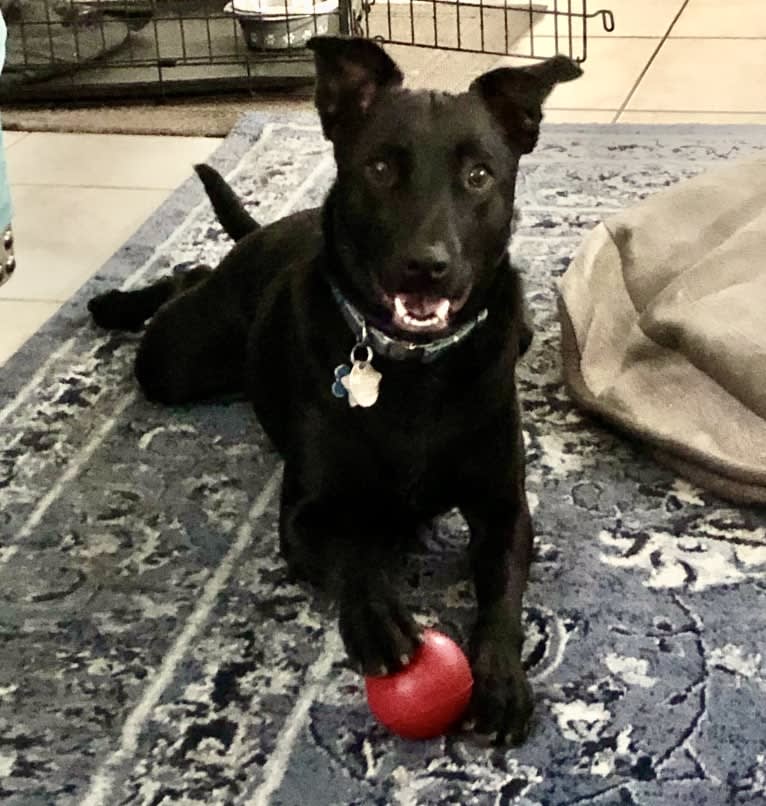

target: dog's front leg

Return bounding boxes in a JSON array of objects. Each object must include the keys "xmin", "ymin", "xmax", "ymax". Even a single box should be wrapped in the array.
[
  {"xmin": 338, "ymin": 558, "xmax": 423, "ymax": 676},
  {"xmin": 279, "ymin": 469, "xmax": 422, "ymax": 676},
  {"xmin": 463, "ymin": 478, "xmax": 534, "ymax": 745}
]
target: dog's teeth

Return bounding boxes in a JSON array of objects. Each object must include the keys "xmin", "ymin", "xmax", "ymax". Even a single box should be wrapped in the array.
[
  {"xmin": 403, "ymin": 313, "xmax": 438, "ymax": 329},
  {"xmin": 394, "ymin": 298, "xmax": 450, "ymax": 330}
]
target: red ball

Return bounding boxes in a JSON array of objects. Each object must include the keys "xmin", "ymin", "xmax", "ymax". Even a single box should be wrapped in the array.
[{"xmin": 365, "ymin": 629, "xmax": 473, "ymax": 740}]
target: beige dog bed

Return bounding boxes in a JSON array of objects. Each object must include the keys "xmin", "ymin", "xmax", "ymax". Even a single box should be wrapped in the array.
[{"xmin": 558, "ymin": 155, "xmax": 766, "ymax": 505}]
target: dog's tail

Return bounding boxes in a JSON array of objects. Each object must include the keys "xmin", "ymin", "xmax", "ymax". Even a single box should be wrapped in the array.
[{"xmin": 194, "ymin": 163, "xmax": 260, "ymax": 242}]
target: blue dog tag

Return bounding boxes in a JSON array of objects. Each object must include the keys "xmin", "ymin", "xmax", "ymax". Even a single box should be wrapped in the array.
[{"xmin": 332, "ymin": 364, "xmax": 351, "ymax": 398}]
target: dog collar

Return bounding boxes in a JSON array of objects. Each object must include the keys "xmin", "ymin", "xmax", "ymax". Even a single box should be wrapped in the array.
[{"xmin": 329, "ymin": 284, "xmax": 488, "ymax": 364}]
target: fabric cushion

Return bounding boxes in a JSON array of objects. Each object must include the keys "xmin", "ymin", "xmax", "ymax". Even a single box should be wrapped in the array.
[{"xmin": 558, "ymin": 155, "xmax": 766, "ymax": 504}]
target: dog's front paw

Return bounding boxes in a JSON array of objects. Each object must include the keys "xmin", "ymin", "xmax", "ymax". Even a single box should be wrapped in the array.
[
  {"xmin": 339, "ymin": 582, "xmax": 422, "ymax": 677},
  {"xmin": 467, "ymin": 624, "xmax": 533, "ymax": 745}
]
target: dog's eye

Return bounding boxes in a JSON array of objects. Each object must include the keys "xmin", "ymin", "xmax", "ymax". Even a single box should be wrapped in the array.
[
  {"xmin": 466, "ymin": 164, "xmax": 493, "ymax": 191},
  {"xmin": 366, "ymin": 159, "xmax": 396, "ymax": 188}
]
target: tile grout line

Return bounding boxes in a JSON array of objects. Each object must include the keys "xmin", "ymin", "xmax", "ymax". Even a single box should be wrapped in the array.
[
  {"xmin": 547, "ymin": 108, "xmax": 766, "ymax": 115},
  {"xmin": 9, "ymin": 182, "xmax": 184, "ymax": 192},
  {"xmin": 81, "ymin": 467, "xmax": 283, "ymax": 806},
  {"xmin": 3, "ymin": 132, "xmax": 31, "ymax": 148},
  {"xmin": 611, "ymin": 0, "xmax": 693, "ymax": 124},
  {"xmin": 610, "ymin": 109, "xmax": 766, "ymax": 116},
  {"xmin": 667, "ymin": 35, "xmax": 766, "ymax": 39}
]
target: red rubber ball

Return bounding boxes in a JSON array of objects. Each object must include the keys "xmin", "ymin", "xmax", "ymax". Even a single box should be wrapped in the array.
[{"xmin": 365, "ymin": 629, "xmax": 473, "ymax": 740}]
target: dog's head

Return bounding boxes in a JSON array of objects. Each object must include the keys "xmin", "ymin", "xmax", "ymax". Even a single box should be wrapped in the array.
[{"xmin": 308, "ymin": 36, "xmax": 581, "ymax": 338}]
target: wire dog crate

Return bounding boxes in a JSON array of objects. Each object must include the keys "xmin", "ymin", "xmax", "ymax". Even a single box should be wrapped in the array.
[{"xmin": 0, "ymin": 0, "xmax": 614, "ymax": 102}]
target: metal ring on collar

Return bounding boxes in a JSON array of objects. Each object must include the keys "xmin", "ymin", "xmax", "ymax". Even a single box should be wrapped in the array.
[{"xmin": 351, "ymin": 344, "xmax": 373, "ymax": 364}]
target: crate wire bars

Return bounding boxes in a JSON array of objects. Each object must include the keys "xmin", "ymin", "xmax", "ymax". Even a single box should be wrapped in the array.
[{"xmin": 0, "ymin": 0, "xmax": 614, "ymax": 102}]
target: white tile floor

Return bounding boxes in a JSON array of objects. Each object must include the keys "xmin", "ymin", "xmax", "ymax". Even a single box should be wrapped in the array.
[
  {"xmin": 1, "ymin": 133, "xmax": 220, "ymax": 360},
  {"xmin": 2, "ymin": 0, "xmax": 766, "ymax": 365}
]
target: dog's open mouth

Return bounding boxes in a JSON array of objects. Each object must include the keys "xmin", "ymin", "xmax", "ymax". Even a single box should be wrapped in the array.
[{"xmin": 383, "ymin": 289, "xmax": 471, "ymax": 336}]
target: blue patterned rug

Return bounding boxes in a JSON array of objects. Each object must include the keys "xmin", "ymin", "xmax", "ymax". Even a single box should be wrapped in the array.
[{"xmin": 2, "ymin": 115, "xmax": 766, "ymax": 806}]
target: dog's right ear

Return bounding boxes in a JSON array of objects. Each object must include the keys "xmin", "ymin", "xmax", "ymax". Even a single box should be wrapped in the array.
[{"xmin": 307, "ymin": 36, "xmax": 404, "ymax": 142}]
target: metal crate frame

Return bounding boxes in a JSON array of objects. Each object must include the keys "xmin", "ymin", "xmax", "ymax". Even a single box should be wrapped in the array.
[
  {"xmin": 361, "ymin": 0, "xmax": 614, "ymax": 62},
  {"xmin": 0, "ymin": 0, "xmax": 614, "ymax": 102}
]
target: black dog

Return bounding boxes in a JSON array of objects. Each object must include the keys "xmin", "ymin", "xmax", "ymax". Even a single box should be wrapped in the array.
[{"xmin": 88, "ymin": 36, "xmax": 581, "ymax": 744}]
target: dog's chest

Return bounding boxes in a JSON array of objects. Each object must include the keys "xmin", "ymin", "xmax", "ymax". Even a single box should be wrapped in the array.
[{"xmin": 359, "ymin": 376, "xmax": 472, "ymax": 511}]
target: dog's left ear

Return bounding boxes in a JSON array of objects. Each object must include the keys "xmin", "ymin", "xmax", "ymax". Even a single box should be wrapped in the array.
[
  {"xmin": 307, "ymin": 36, "xmax": 404, "ymax": 143},
  {"xmin": 470, "ymin": 56, "xmax": 582, "ymax": 154}
]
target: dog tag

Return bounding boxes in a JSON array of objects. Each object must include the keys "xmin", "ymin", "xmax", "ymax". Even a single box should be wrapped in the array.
[
  {"xmin": 341, "ymin": 359, "xmax": 382, "ymax": 408},
  {"xmin": 332, "ymin": 364, "xmax": 351, "ymax": 398}
]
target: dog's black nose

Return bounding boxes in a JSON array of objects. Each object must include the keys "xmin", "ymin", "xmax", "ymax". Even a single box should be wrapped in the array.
[{"xmin": 404, "ymin": 243, "xmax": 450, "ymax": 283}]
